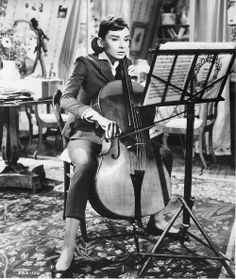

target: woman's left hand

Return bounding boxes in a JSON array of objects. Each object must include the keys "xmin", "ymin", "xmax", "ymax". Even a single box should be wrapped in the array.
[{"xmin": 128, "ymin": 65, "xmax": 139, "ymax": 78}]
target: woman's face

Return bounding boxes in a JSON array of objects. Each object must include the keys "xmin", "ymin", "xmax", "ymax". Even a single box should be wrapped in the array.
[{"xmin": 102, "ymin": 27, "xmax": 130, "ymax": 61}]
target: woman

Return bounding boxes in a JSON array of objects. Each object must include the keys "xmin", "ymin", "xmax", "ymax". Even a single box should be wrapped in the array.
[{"xmin": 52, "ymin": 15, "xmax": 176, "ymax": 278}]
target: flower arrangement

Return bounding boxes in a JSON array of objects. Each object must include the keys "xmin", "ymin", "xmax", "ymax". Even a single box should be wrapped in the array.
[
  {"xmin": 0, "ymin": 26, "xmax": 27, "ymax": 61},
  {"xmin": 0, "ymin": 20, "xmax": 38, "ymax": 77}
]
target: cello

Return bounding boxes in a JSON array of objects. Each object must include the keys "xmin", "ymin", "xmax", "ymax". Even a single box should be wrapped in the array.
[{"xmin": 90, "ymin": 57, "xmax": 171, "ymax": 225}]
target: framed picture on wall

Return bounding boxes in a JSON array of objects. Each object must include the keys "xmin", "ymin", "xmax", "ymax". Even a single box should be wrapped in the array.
[
  {"xmin": 57, "ymin": 5, "xmax": 68, "ymax": 18},
  {"xmin": 130, "ymin": 22, "xmax": 147, "ymax": 55}
]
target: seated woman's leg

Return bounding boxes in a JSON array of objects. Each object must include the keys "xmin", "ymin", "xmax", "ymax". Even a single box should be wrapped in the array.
[
  {"xmin": 55, "ymin": 139, "xmax": 101, "ymax": 272},
  {"xmin": 65, "ymin": 139, "xmax": 101, "ymax": 220}
]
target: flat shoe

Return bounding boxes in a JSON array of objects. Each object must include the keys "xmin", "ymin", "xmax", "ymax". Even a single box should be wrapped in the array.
[{"xmin": 51, "ymin": 263, "xmax": 73, "ymax": 278}]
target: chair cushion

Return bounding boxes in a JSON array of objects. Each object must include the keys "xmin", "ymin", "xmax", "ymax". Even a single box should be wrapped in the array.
[
  {"xmin": 60, "ymin": 148, "xmax": 71, "ymax": 163},
  {"xmin": 37, "ymin": 113, "xmax": 57, "ymax": 123}
]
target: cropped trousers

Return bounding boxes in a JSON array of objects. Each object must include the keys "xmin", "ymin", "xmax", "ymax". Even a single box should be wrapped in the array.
[{"xmin": 65, "ymin": 138, "xmax": 173, "ymax": 221}]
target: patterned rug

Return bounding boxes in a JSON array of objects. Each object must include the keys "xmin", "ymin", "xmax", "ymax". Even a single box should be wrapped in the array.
[{"xmin": 0, "ymin": 159, "xmax": 235, "ymax": 278}]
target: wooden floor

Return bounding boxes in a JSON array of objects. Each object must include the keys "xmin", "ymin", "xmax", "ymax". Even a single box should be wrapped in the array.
[{"xmin": 17, "ymin": 133, "xmax": 235, "ymax": 182}]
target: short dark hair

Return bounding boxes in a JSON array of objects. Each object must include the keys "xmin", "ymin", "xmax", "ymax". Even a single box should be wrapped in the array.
[{"xmin": 98, "ymin": 15, "xmax": 129, "ymax": 39}]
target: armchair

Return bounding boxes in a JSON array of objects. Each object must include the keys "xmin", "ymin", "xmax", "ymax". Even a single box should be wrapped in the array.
[
  {"xmin": 162, "ymin": 101, "xmax": 218, "ymax": 169},
  {"xmin": 28, "ymin": 97, "xmax": 68, "ymax": 159}
]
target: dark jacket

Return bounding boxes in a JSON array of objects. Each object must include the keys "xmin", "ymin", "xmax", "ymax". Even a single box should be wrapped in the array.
[
  {"xmin": 61, "ymin": 53, "xmax": 154, "ymax": 143},
  {"xmin": 61, "ymin": 53, "xmax": 131, "ymax": 142}
]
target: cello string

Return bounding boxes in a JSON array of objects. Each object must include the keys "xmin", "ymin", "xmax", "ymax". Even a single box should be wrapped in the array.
[{"xmin": 122, "ymin": 58, "xmax": 142, "ymax": 170}]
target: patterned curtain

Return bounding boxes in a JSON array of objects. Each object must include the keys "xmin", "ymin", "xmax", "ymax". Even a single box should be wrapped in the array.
[{"xmin": 189, "ymin": 0, "xmax": 231, "ymax": 155}]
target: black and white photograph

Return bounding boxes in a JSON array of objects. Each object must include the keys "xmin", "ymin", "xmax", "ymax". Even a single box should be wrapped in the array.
[
  {"xmin": 57, "ymin": 5, "xmax": 68, "ymax": 19},
  {"xmin": 130, "ymin": 22, "xmax": 146, "ymax": 55},
  {"xmin": 0, "ymin": 0, "xmax": 235, "ymax": 278}
]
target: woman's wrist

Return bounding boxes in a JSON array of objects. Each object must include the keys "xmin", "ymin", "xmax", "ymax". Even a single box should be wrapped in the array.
[
  {"xmin": 81, "ymin": 108, "xmax": 105, "ymax": 126},
  {"xmin": 92, "ymin": 112, "xmax": 106, "ymax": 127}
]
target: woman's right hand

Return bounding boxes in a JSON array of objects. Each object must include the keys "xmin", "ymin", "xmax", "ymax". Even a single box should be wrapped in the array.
[
  {"xmin": 96, "ymin": 115, "xmax": 120, "ymax": 140},
  {"xmin": 81, "ymin": 108, "xmax": 120, "ymax": 140}
]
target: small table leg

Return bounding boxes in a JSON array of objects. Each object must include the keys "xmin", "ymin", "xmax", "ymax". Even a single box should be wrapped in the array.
[{"xmin": 0, "ymin": 104, "xmax": 43, "ymax": 193}]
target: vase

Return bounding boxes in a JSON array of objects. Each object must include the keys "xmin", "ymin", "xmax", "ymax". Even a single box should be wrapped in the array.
[{"xmin": 0, "ymin": 60, "xmax": 21, "ymax": 80}]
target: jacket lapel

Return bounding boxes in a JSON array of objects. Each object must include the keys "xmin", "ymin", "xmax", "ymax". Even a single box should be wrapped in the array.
[{"xmin": 99, "ymin": 60, "xmax": 115, "ymax": 82}]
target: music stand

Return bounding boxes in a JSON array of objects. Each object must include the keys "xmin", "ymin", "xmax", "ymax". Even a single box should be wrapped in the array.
[{"xmin": 138, "ymin": 42, "xmax": 236, "ymax": 278}]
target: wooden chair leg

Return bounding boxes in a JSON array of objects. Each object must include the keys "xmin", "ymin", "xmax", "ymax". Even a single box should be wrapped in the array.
[
  {"xmin": 28, "ymin": 119, "xmax": 33, "ymax": 150},
  {"xmin": 24, "ymin": 104, "xmax": 33, "ymax": 150},
  {"xmin": 33, "ymin": 125, "xmax": 43, "ymax": 159},
  {"xmin": 63, "ymin": 161, "xmax": 70, "ymax": 220},
  {"xmin": 162, "ymin": 132, "xmax": 169, "ymax": 147},
  {"xmin": 55, "ymin": 128, "xmax": 62, "ymax": 150},
  {"xmin": 198, "ymin": 132, "xmax": 207, "ymax": 169},
  {"xmin": 208, "ymin": 129, "xmax": 216, "ymax": 163}
]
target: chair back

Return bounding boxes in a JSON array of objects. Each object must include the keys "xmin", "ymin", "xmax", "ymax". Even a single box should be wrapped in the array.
[
  {"xmin": 52, "ymin": 89, "xmax": 68, "ymax": 148},
  {"xmin": 195, "ymin": 101, "xmax": 218, "ymax": 129}
]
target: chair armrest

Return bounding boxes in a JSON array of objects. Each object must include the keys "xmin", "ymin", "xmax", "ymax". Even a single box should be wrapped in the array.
[
  {"xmin": 36, "ymin": 97, "xmax": 53, "ymax": 104},
  {"xmin": 32, "ymin": 98, "xmax": 54, "ymax": 122}
]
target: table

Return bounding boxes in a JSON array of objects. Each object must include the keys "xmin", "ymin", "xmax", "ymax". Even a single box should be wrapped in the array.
[
  {"xmin": 0, "ymin": 78, "xmax": 64, "ymax": 136},
  {"xmin": 0, "ymin": 100, "xmax": 45, "ymax": 193},
  {"xmin": 0, "ymin": 77, "xmax": 63, "ymax": 99},
  {"xmin": 0, "ymin": 78, "xmax": 63, "ymax": 192}
]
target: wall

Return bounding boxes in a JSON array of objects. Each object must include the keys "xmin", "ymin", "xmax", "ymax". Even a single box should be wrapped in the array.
[
  {"xmin": 1, "ymin": 0, "xmax": 166, "ymax": 78},
  {"xmin": 2, "ymin": 0, "xmax": 74, "ymax": 77},
  {"xmin": 129, "ymin": 0, "xmax": 163, "ymax": 60}
]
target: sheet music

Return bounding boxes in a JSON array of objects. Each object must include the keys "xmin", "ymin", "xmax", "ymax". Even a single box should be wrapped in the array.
[
  {"xmin": 193, "ymin": 54, "xmax": 233, "ymax": 99},
  {"xmin": 143, "ymin": 42, "xmax": 235, "ymax": 106},
  {"xmin": 144, "ymin": 55, "xmax": 194, "ymax": 106}
]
